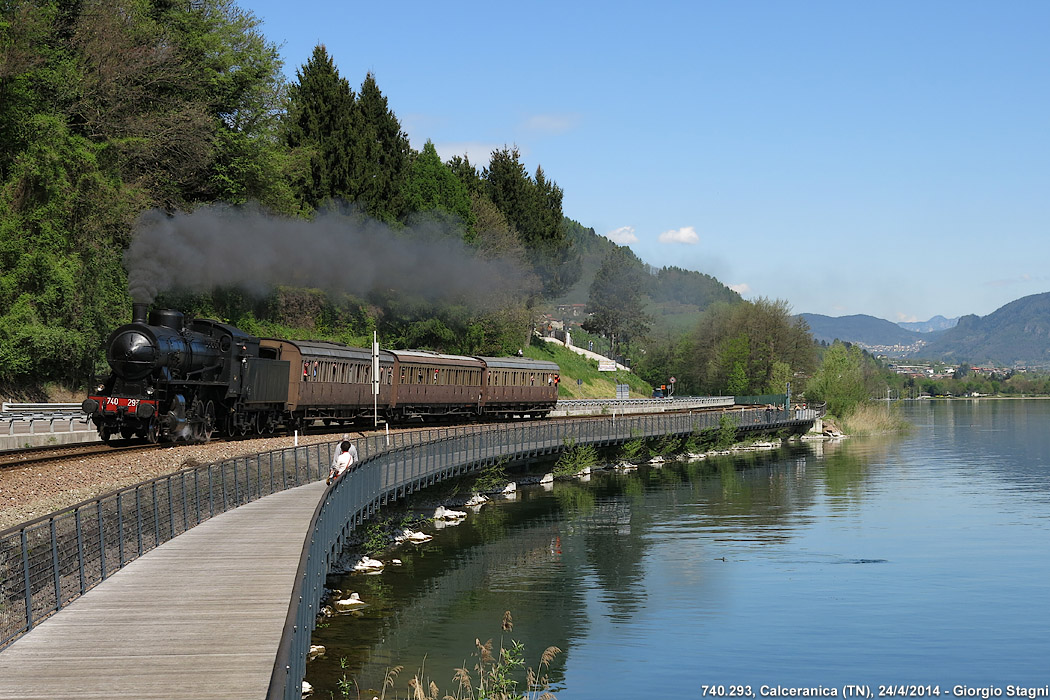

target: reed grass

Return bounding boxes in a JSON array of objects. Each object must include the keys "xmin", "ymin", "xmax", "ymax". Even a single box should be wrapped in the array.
[
  {"xmin": 341, "ymin": 612, "xmax": 561, "ymax": 700},
  {"xmin": 840, "ymin": 401, "xmax": 911, "ymax": 436}
]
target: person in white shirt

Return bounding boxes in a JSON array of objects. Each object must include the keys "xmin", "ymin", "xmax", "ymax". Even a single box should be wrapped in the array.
[{"xmin": 327, "ymin": 436, "xmax": 358, "ymax": 484}]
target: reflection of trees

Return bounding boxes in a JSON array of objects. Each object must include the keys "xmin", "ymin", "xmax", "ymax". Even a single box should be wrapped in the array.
[
  {"xmin": 580, "ymin": 496, "xmax": 650, "ymax": 622},
  {"xmin": 554, "ymin": 482, "xmax": 596, "ymax": 517},
  {"xmin": 308, "ymin": 491, "xmax": 587, "ymax": 697},
  {"xmin": 309, "ymin": 436, "xmax": 897, "ymax": 696}
]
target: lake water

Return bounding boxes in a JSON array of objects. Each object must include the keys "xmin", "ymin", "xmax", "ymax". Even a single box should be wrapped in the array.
[{"xmin": 306, "ymin": 400, "xmax": 1050, "ymax": 698}]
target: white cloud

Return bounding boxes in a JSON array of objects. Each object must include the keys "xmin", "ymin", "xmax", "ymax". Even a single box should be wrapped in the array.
[
  {"xmin": 523, "ymin": 113, "xmax": 581, "ymax": 134},
  {"xmin": 658, "ymin": 226, "xmax": 700, "ymax": 245},
  {"xmin": 606, "ymin": 226, "xmax": 639, "ymax": 244},
  {"xmin": 729, "ymin": 283, "xmax": 751, "ymax": 295},
  {"xmin": 896, "ymin": 312, "xmax": 918, "ymax": 323}
]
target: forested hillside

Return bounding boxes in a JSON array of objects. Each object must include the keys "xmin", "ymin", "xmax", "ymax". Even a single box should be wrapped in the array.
[
  {"xmin": 0, "ymin": 0, "xmax": 577, "ymax": 393},
  {"xmin": 1, "ymin": 0, "xmax": 821, "ymax": 406}
]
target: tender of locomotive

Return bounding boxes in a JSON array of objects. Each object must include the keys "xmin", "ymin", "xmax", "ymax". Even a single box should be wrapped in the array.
[{"xmin": 84, "ymin": 305, "xmax": 560, "ymax": 443}]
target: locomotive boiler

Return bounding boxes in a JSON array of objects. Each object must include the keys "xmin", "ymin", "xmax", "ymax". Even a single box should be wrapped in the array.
[{"xmin": 82, "ymin": 303, "xmax": 289, "ymax": 442}]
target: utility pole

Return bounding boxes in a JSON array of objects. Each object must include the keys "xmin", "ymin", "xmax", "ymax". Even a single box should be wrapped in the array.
[{"xmin": 372, "ymin": 331, "xmax": 380, "ymax": 428}]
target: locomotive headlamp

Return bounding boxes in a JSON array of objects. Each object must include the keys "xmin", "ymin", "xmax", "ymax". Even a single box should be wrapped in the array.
[
  {"xmin": 146, "ymin": 387, "xmax": 154, "ymax": 396},
  {"xmin": 97, "ymin": 384, "xmax": 105, "ymax": 393}
]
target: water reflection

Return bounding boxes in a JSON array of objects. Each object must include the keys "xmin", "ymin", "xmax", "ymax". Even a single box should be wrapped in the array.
[{"xmin": 306, "ymin": 401, "xmax": 1050, "ymax": 697}]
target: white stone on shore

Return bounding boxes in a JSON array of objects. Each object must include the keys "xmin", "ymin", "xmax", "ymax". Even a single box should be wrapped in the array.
[
  {"xmin": 302, "ymin": 680, "xmax": 313, "ymax": 696},
  {"xmin": 308, "ymin": 644, "xmax": 326, "ymax": 661},
  {"xmin": 401, "ymin": 528, "xmax": 433, "ymax": 543},
  {"xmin": 539, "ymin": 472, "xmax": 554, "ymax": 484},
  {"xmin": 501, "ymin": 481, "xmax": 517, "ymax": 494},
  {"xmin": 352, "ymin": 556, "xmax": 384, "ymax": 573},
  {"xmin": 433, "ymin": 505, "xmax": 466, "ymax": 520},
  {"xmin": 334, "ymin": 592, "xmax": 368, "ymax": 610}
]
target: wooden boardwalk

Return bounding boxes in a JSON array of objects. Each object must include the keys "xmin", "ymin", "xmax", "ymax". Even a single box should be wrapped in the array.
[{"xmin": 0, "ymin": 480, "xmax": 326, "ymax": 700}]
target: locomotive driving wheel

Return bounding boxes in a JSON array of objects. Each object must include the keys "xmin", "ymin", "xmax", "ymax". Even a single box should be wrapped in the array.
[
  {"xmin": 146, "ymin": 418, "xmax": 159, "ymax": 444},
  {"xmin": 190, "ymin": 398, "xmax": 206, "ymax": 443},
  {"xmin": 203, "ymin": 401, "xmax": 216, "ymax": 442}
]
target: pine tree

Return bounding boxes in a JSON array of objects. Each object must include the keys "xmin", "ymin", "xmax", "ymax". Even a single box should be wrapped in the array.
[
  {"xmin": 285, "ymin": 44, "xmax": 356, "ymax": 209},
  {"xmin": 350, "ymin": 71, "xmax": 411, "ymax": 223},
  {"xmin": 582, "ymin": 245, "xmax": 651, "ymax": 357},
  {"xmin": 484, "ymin": 147, "xmax": 578, "ymax": 296},
  {"xmin": 403, "ymin": 140, "xmax": 474, "ymax": 232}
]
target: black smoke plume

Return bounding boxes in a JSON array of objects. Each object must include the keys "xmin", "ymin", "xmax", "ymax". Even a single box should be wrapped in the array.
[{"xmin": 124, "ymin": 205, "xmax": 533, "ymax": 307}]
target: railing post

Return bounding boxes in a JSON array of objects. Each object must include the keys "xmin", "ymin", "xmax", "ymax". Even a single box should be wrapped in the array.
[
  {"xmin": 97, "ymin": 500, "xmax": 107, "ymax": 580},
  {"xmin": 21, "ymin": 530, "xmax": 33, "ymax": 632},
  {"xmin": 75, "ymin": 509, "xmax": 86, "ymax": 596},
  {"xmin": 221, "ymin": 462, "xmax": 228, "ymax": 512},
  {"xmin": 117, "ymin": 491, "xmax": 125, "ymax": 567},
  {"xmin": 181, "ymin": 473, "xmax": 189, "ymax": 534},
  {"xmin": 152, "ymin": 482, "xmax": 160, "ymax": 548},
  {"xmin": 168, "ymin": 477, "xmax": 175, "ymax": 541},
  {"xmin": 50, "ymin": 520, "xmax": 61, "ymax": 611},
  {"xmin": 135, "ymin": 486, "xmax": 143, "ymax": 558}
]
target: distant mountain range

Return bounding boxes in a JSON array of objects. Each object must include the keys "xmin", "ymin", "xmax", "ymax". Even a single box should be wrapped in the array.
[
  {"xmin": 897, "ymin": 315, "xmax": 958, "ymax": 333},
  {"xmin": 800, "ymin": 313, "xmax": 933, "ymax": 348},
  {"xmin": 799, "ymin": 292, "xmax": 1050, "ymax": 366}
]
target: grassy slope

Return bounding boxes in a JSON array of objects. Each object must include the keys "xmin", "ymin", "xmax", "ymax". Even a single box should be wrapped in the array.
[{"xmin": 524, "ymin": 339, "xmax": 653, "ymax": 399}]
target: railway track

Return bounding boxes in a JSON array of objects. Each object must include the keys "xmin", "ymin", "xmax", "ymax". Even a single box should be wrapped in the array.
[{"xmin": 0, "ymin": 441, "xmax": 165, "ymax": 471}]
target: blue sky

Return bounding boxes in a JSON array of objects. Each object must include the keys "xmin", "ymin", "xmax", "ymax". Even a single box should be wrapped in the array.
[{"xmin": 248, "ymin": 0, "xmax": 1049, "ymax": 323}]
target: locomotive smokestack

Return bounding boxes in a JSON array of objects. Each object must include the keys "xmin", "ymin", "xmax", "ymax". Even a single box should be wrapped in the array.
[{"xmin": 132, "ymin": 302, "xmax": 148, "ymax": 324}]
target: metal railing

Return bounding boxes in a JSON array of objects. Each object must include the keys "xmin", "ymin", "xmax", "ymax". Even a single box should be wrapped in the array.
[
  {"xmin": 0, "ymin": 409, "xmax": 812, "ymax": 679},
  {"xmin": 1, "ymin": 413, "xmax": 95, "ymax": 436},
  {"xmin": 267, "ymin": 407, "xmax": 811, "ymax": 698},
  {"xmin": 1, "ymin": 403, "xmax": 82, "ymax": 413},
  {"xmin": 0, "ymin": 424, "xmax": 498, "ymax": 649},
  {"xmin": 556, "ymin": 396, "xmax": 734, "ymax": 410}
]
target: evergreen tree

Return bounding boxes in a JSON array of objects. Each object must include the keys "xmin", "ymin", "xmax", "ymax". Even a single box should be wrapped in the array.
[
  {"xmin": 581, "ymin": 245, "xmax": 651, "ymax": 358},
  {"xmin": 351, "ymin": 71, "xmax": 411, "ymax": 223},
  {"xmin": 403, "ymin": 140, "xmax": 474, "ymax": 233},
  {"xmin": 284, "ymin": 44, "xmax": 356, "ymax": 210},
  {"xmin": 447, "ymin": 154, "xmax": 484, "ymax": 197},
  {"xmin": 484, "ymin": 147, "xmax": 578, "ymax": 296}
]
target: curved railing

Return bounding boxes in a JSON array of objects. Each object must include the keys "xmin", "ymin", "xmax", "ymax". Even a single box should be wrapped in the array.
[
  {"xmin": 0, "ymin": 408, "xmax": 810, "ymax": 680},
  {"xmin": 0, "ymin": 424, "xmax": 509, "ymax": 649},
  {"xmin": 267, "ymin": 408, "xmax": 809, "ymax": 699}
]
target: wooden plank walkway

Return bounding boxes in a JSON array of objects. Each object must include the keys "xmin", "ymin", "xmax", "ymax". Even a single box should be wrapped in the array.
[{"xmin": 0, "ymin": 480, "xmax": 327, "ymax": 700}]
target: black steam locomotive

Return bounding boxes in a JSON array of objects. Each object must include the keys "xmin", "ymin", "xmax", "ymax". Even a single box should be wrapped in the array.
[{"xmin": 83, "ymin": 303, "xmax": 560, "ymax": 443}]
